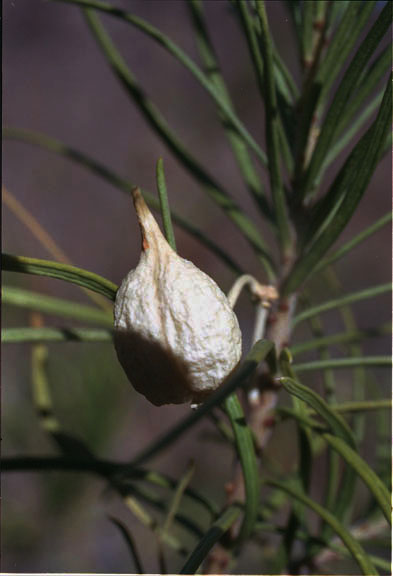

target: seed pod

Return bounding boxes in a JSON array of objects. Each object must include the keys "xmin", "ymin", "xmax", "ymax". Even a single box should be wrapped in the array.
[{"xmin": 114, "ymin": 188, "xmax": 242, "ymax": 406}]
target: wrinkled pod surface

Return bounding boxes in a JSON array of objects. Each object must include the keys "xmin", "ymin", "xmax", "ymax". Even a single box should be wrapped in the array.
[{"xmin": 113, "ymin": 188, "xmax": 242, "ymax": 406}]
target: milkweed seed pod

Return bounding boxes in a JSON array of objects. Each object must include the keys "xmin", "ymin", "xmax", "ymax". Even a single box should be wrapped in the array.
[{"xmin": 114, "ymin": 188, "xmax": 242, "ymax": 406}]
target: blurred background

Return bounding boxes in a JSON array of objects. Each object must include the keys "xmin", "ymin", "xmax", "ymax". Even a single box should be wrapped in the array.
[{"xmin": 2, "ymin": 0, "xmax": 391, "ymax": 572}]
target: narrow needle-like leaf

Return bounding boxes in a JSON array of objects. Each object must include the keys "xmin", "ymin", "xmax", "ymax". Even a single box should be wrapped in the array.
[
  {"xmin": 291, "ymin": 323, "xmax": 391, "ymax": 356},
  {"xmin": 317, "ymin": 1, "xmax": 377, "ymax": 106},
  {"xmin": 3, "ymin": 285, "xmax": 113, "ymax": 325},
  {"xmin": 2, "ymin": 253, "xmax": 118, "ymax": 301},
  {"xmin": 187, "ymin": 0, "xmax": 271, "ymax": 220},
  {"xmin": 274, "ymin": 351, "xmax": 313, "ymax": 571},
  {"xmin": 280, "ymin": 373, "xmax": 356, "ymax": 447},
  {"xmin": 292, "ymin": 283, "xmax": 392, "ymax": 326},
  {"xmin": 156, "ymin": 158, "xmax": 177, "ymax": 251},
  {"xmin": 321, "ymin": 90, "xmax": 384, "ymax": 175},
  {"xmin": 279, "ymin": 405, "xmax": 391, "ymax": 525},
  {"xmin": 162, "ymin": 461, "xmax": 195, "ymax": 537},
  {"xmin": 333, "ymin": 399, "xmax": 392, "ymax": 414},
  {"xmin": 336, "ymin": 44, "xmax": 391, "ymax": 138},
  {"xmin": 266, "ymin": 479, "xmax": 378, "ymax": 575},
  {"xmin": 179, "ymin": 505, "xmax": 241, "ymax": 574},
  {"xmin": 315, "ymin": 211, "xmax": 392, "ymax": 272},
  {"xmin": 225, "ymin": 394, "xmax": 260, "ymax": 543},
  {"xmin": 301, "ymin": 0, "xmax": 314, "ymax": 69},
  {"xmin": 2, "ymin": 327, "xmax": 113, "ymax": 344},
  {"xmin": 323, "ymin": 434, "xmax": 391, "ymax": 525},
  {"xmin": 256, "ymin": 1, "xmax": 291, "ymax": 253},
  {"xmin": 294, "ymin": 356, "xmax": 391, "ymax": 373}
]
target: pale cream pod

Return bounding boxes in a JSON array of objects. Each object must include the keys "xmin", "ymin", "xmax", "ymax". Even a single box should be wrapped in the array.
[{"xmin": 113, "ymin": 188, "xmax": 242, "ymax": 406}]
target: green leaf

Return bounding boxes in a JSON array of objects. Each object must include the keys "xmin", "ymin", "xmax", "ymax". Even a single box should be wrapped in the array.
[
  {"xmin": 161, "ymin": 460, "xmax": 195, "ymax": 537},
  {"xmin": 279, "ymin": 353, "xmax": 313, "ymax": 490},
  {"xmin": 122, "ymin": 493, "xmax": 188, "ymax": 556},
  {"xmin": 2, "ymin": 253, "xmax": 118, "ymax": 301},
  {"xmin": 323, "ymin": 434, "xmax": 391, "ymax": 525},
  {"xmin": 321, "ymin": 89, "xmax": 384, "ymax": 175},
  {"xmin": 279, "ymin": 373, "xmax": 356, "ymax": 447},
  {"xmin": 3, "ymin": 127, "xmax": 244, "ymax": 276},
  {"xmin": 317, "ymin": 1, "xmax": 377, "ymax": 107},
  {"xmin": 179, "ymin": 505, "xmax": 241, "ymax": 574},
  {"xmin": 282, "ymin": 72, "xmax": 392, "ymax": 294},
  {"xmin": 276, "ymin": 406, "xmax": 327, "ymax": 432},
  {"xmin": 81, "ymin": 8, "xmax": 275, "ymax": 280},
  {"xmin": 225, "ymin": 394, "xmax": 259, "ymax": 543},
  {"xmin": 235, "ymin": 0, "xmax": 294, "ymax": 177},
  {"xmin": 333, "ymin": 399, "xmax": 392, "ymax": 414},
  {"xmin": 292, "ymin": 283, "xmax": 392, "ymax": 327},
  {"xmin": 256, "ymin": 1, "xmax": 291, "ymax": 253},
  {"xmin": 2, "ymin": 327, "xmax": 112, "ymax": 344},
  {"xmin": 315, "ymin": 211, "xmax": 392, "ymax": 273},
  {"xmin": 302, "ymin": 309, "xmax": 340, "ymax": 527},
  {"xmin": 131, "ymin": 339, "xmax": 275, "ymax": 466},
  {"xmin": 274, "ymin": 351, "xmax": 313, "ymax": 572},
  {"xmin": 336, "ymin": 44, "xmax": 391, "ymax": 139},
  {"xmin": 302, "ymin": 116, "xmax": 389, "ymax": 249},
  {"xmin": 300, "ymin": 1, "xmax": 391, "ymax": 199},
  {"xmin": 279, "ymin": 404, "xmax": 391, "ymax": 525},
  {"xmin": 187, "ymin": 0, "xmax": 271, "ymax": 220},
  {"xmin": 282, "ymin": 343, "xmax": 357, "ymax": 532},
  {"xmin": 124, "ymin": 483, "xmax": 204, "ymax": 544},
  {"xmin": 265, "ymin": 479, "xmax": 379, "ymax": 575},
  {"xmin": 322, "ymin": 267, "xmax": 368, "ymax": 447},
  {"xmin": 301, "ymin": 0, "xmax": 314, "ymax": 68},
  {"xmin": 302, "ymin": 307, "xmax": 337, "ymax": 400},
  {"xmin": 291, "ymin": 323, "xmax": 391, "ymax": 356},
  {"xmin": 134, "ymin": 468, "xmax": 218, "ymax": 518},
  {"xmin": 3, "ymin": 285, "xmax": 113, "ymax": 325},
  {"xmin": 294, "ymin": 356, "xmax": 391, "ymax": 373},
  {"xmin": 32, "ymin": 344, "xmax": 60, "ymax": 434},
  {"xmin": 328, "ymin": 0, "xmax": 350, "ymax": 28},
  {"xmin": 156, "ymin": 158, "xmax": 177, "ymax": 252},
  {"xmin": 272, "ymin": 42, "xmax": 299, "ymax": 103}
]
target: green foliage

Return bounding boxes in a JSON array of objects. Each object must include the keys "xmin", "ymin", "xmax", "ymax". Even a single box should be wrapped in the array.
[{"xmin": 2, "ymin": 1, "xmax": 391, "ymax": 574}]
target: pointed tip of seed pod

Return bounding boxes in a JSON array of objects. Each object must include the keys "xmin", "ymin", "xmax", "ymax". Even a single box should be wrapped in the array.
[
  {"xmin": 132, "ymin": 187, "xmax": 147, "ymax": 216},
  {"xmin": 131, "ymin": 187, "xmax": 168, "ymax": 253},
  {"xmin": 132, "ymin": 188, "xmax": 150, "ymax": 251}
]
